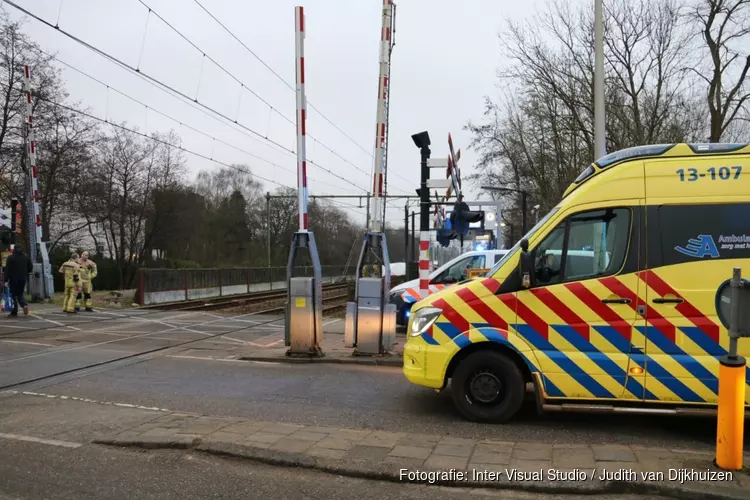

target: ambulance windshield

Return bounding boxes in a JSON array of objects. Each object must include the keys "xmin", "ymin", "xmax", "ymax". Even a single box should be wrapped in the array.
[{"xmin": 485, "ymin": 207, "xmax": 560, "ymax": 277}]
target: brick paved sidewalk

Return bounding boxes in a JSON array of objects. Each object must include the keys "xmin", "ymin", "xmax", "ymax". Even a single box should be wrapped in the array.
[{"xmin": 98, "ymin": 412, "xmax": 750, "ymax": 499}]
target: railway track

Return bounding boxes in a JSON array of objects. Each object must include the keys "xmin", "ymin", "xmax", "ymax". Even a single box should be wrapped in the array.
[{"xmin": 144, "ymin": 282, "xmax": 351, "ymax": 313}]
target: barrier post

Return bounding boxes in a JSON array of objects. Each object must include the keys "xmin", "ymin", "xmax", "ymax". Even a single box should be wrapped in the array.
[
  {"xmin": 183, "ymin": 269, "xmax": 189, "ymax": 301},
  {"xmin": 716, "ymin": 267, "xmax": 747, "ymax": 470},
  {"xmin": 285, "ymin": 6, "xmax": 324, "ymax": 357}
]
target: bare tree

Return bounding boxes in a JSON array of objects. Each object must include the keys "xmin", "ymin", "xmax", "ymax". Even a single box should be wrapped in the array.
[
  {"xmin": 688, "ymin": 0, "xmax": 750, "ymax": 141},
  {"xmin": 81, "ymin": 125, "xmax": 193, "ymax": 287},
  {"xmin": 468, "ymin": 0, "xmax": 707, "ymax": 220}
]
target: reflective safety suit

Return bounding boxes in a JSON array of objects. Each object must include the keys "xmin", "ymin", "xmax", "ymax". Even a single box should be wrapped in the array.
[
  {"xmin": 76, "ymin": 258, "xmax": 97, "ymax": 311},
  {"xmin": 59, "ymin": 259, "xmax": 81, "ymax": 313}
]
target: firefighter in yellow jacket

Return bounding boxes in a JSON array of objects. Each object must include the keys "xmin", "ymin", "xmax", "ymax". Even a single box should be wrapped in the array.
[
  {"xmin": 59, "ymin": 253, "xmax": 81, "ymax": 314},
  {"xmin": 75, "ymin": 251, "xmax": 97, "ymax": 312}
]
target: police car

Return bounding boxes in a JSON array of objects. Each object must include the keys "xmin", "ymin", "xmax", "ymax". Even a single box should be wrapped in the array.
[{"xmin": 389, "ymin": 249, "xmax": 509, "ymax": 326}]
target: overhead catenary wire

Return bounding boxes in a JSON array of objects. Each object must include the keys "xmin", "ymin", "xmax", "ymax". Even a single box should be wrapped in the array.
[
  {"xmin": 8, "ymin": 83, "xmax": 292, "ymax": 189},
  {"xmin": 32, "ymin": 48, "xmax": 351, "ymax": 192},
  {"xmin": 2, "ymin": 0, "xmax": 368, "ymax": 193},
  {"xmin": 134, "ymin": 0, "xmax": 381, "ymax": 187},
  {"xmin": 187, "ymin": 0, "xmax": 415, "ymax": 193},
  {"xmin": 190, "ymin": 0, "xmax": 372, "ymax": 159}
]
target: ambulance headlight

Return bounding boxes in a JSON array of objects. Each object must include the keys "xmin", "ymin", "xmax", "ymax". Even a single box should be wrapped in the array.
[{"xmin": 409, "ymin": 307, "xmax": 442, "ymax": 336}]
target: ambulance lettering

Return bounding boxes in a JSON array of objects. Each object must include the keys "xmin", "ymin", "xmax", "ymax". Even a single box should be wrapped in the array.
[{"xmin": 674, "ymin": 235, "xmax": 719, "ymax": 259}]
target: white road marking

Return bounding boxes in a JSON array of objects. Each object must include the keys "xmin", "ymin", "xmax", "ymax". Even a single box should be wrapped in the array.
[
  {"xmin": 0, "ymin": 432, "xmax": 82, "ymax": 448},
  {"xmin": 323, "ymin": 318, "xmax": 341, "ymax": 326},
  {"xmin": 147, "ymin": 336, "xmax": 237, "ymax": 345},
  {"xmin": 211, "ymin": 335, "xmax": 246, "ymax": 344},
  {"xmin": 19, "ymin": 391, "xmax": 172, "ymax": 412},
  {"xmin": 166, "ymin": 355, "xmax": 252, "ymax": 363},
  {"xmin": 69, "ymin": 331, "xmax": 132, "ymax": 337},
  {"xmin": 0, "ymin": 323, "xmax": 35, "ymax": 329},
  {"xmin": 201, "ymin": 312, "xmax": 227, "ymax": 320},
  {"xmin": 29, "ymin": 313, "xmax": 80, "ymax": 330},
  {"xmin": 0, "ymin": 340, "xmax": 55, "ymax": 347},
  {"xmin": 1, "ymin": 310, "xmax": 285, "ymax": 363},
  {"xmin": 221, "ymin": 317, "xmax": 285, "ymax": 328},
  {"xmin": 245, "ymin": 339, "xmax": 284, "ymax": 347}
]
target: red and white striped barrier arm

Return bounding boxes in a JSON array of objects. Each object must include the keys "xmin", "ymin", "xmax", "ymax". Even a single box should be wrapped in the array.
[
  {"xmin": 369, "ymin": 0, "xmax": 393, "ymax": 233},
  {"xmin": 23, "ymin": 65, "xmax": 43, "ymax": 246},
  {"xmin": 294, "ymin": 6, "xmax": 309, "ymax": 232}
]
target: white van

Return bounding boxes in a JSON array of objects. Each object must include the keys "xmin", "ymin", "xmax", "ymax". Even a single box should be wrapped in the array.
[{"xmin": 389, "ymin": 249, "xmax": 509, "ymax": 326}]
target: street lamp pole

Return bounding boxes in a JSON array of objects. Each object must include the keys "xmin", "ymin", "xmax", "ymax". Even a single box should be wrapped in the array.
[{"xmin": 594, "ymin": 0, "xmax": 606, "ymax": 159}]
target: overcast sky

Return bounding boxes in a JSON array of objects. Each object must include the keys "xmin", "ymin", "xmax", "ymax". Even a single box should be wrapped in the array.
[{"xmin": 6, "ymin": 0, "xmax": 555, "ymax": 225}]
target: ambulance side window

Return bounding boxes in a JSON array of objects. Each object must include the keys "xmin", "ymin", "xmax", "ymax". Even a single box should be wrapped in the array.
[
  {"xmin": 533, "ymin": 224, "xmax": 565, "ymax": 286},
  {"xmin": 532, "ymin": 208, "xmax": 631, "ymax": 286},
  {"xmin": 564, "ymin": 208, "xmax": 630, "ymax": 281}
]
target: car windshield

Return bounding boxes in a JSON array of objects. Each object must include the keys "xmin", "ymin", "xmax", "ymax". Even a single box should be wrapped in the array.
[{"xmin": 484, "ymin": 206, "xmax": 561, "ymax": 277}]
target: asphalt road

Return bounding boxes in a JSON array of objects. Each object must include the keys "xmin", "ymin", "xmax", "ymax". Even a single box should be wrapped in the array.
[
  {"xmin": 0, "ymin": 308, "xmax": 286, "ymax": 389},
  {"xmin": 0, "ymin": 308, "xmax": 742, "ymax": 453},
  {"xmin": 0, "ymin": 439, "xmax": 671, "ymax": 500},
  {"xmin": 11, "ymin": 355, "xmax": 735, "ymax": 451}
]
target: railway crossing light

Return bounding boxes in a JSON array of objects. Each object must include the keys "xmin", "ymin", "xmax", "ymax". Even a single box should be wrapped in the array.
[
  {"xmin": 715, "ymin": 268, "xmax": 749, "ymax": 470},
  {"xmin": 411, "ymin": 131, "xmax": 431, "ymax": 150},
  {"xmin": 436, "ymin": 228, "xmax": 457, "ymax": 247},
  {"xmin": 450, "ymin": 200, "xmax": 484, "ymax": 237}
]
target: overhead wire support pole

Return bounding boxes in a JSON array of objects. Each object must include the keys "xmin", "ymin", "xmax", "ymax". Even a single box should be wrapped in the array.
[{"xmin": 285, "ymin": 6, "xmax": 323, "ymax": 357}]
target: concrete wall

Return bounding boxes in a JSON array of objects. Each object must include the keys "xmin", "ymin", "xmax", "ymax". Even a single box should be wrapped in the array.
[
  {"xmin": 221, "ymin": 284, "xmax": 248, "ymax": 296},
  {"xmin": 187, "ymin": 287, "xmax": 221, "ymax": 301},
  {"xmin": 143, "ymin": 290, "xmax": 186, "ymax": 305}
]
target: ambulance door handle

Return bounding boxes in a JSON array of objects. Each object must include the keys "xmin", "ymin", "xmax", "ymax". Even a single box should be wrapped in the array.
[
  {"xmin": 602, "ymin": 297, "xmax": 631, "ymax": 304},
  {"xmin": 652, "ymin": 297, "xmax": 683, "ymax": 304}
]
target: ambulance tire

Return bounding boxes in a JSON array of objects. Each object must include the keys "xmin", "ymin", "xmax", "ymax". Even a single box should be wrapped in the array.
[{"xmin": 451, "ymin": 351, "xmax": 524, "ymax": 424}]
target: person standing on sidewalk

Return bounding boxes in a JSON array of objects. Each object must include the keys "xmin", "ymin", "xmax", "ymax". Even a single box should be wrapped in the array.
[
  {"xmin": 59, "ymin": 253, "xmax": 81, "ymax": 314},
  {"xmin": 3, "ymin": 247, "xmax": 32, "ymax": 317},
  {"xmin": 75, "ymin": 251, "xmax": 97, "ymax": 312}
]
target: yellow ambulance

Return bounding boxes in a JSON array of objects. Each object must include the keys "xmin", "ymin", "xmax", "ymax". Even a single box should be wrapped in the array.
[{"xmin": 403, "ymin": 143, "xmax": 750, "ymax": 422}]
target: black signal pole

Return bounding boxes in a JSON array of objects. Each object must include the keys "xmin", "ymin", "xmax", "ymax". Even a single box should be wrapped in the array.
[
  {"xmin": 403, "ymin": 202, "xmax": 409, "ymax": 268},
  {"xmin": 410, "ymin": 211, "xmax": 415, "ymax": 262},
  {"xmin": 412, "ymin": 131, "xmax": 431, "ymax": 236}
]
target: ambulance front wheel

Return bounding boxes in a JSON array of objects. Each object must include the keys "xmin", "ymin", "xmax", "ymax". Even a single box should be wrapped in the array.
[{"xmin": 450, "ymin": 351, "xmax": 524, "ymax": 424}]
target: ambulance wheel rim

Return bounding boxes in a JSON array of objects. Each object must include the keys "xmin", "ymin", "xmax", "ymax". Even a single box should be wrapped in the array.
[{"xmin": 468, "ymin": 370, "xmax": 503, "ymax": 404}]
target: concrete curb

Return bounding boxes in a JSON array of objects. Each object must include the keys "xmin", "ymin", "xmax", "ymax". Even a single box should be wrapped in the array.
[
  {"xmin": 238, "ymin": 355, "xmax": 402, "ymax": 367},
  {"xmin": 93, "ymin": 438, "xmax": 747, "ymax": 500}
]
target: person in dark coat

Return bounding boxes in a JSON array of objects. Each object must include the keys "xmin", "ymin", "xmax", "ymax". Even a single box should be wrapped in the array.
[{"xmin": 3, "ymin": 247, "xmax": 32, "ymax": 317}]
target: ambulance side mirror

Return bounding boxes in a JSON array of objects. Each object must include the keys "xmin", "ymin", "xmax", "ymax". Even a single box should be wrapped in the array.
[{"xmin": 519, "ymin": 239, "xmax": 533, "ymax": 289}]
